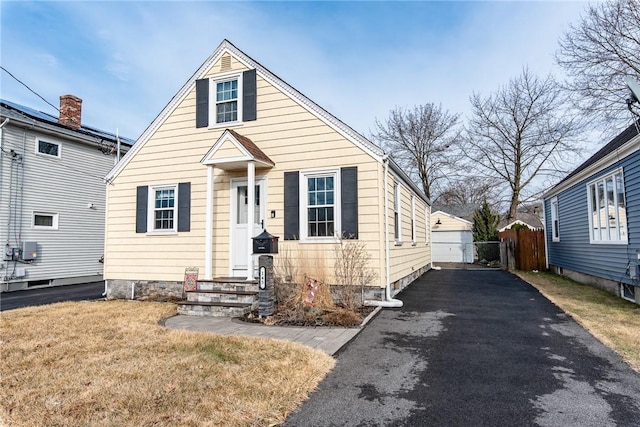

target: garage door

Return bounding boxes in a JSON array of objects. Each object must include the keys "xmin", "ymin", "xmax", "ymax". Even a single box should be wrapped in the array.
[{"xmin": 432, "ymin": 230, "xmax": 473, "ymax": 263}]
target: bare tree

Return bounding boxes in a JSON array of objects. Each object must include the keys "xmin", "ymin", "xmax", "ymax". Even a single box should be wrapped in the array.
[
  {"xmin": 373, "ymin": 104, "xmax": 460, "ymax": 199},
  {"xmin": 464, "ymin": 68, "xmax": 583, "ymax": 220},
  {"xmin": 556, "ymin": 0, "xmax": 640, "ymax": 129},
  {"xmin": 432, "ymin": 176, "xmax": 500, "ymax": 207}
]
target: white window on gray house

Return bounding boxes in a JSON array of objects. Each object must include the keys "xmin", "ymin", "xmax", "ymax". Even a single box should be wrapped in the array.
[
  {"xmin": 33, "ymin": 212, "xmax": 59, "ymax": 230},
  {"xmin": 304, "ymin": 173, "xmax": 336, "ymax": 238},
  {"xmin": 620, "ymin": 283, "xmax": 636, "ymax": 302},
  {"xmin": 36, "ymin": 138, "xmax": 61, "ymax": 158},
  {"xmin": 587, "ymin": 170, "xmax": 627, "ymax": 244},
  {"xmin": 149, "ymin": 185, "xmax": 177, "ymax": 232},
  {"xmin": 550, "ymin": 197, "xmax": 559, "ymax": 242},
  {"xmin": 215, "ymin": 78, "xmax": 238, "ymax": 123}
]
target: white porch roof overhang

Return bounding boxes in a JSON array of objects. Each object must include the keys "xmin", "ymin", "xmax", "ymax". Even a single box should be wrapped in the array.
[{"xmin": 200, "ymin": 129, "xmax": 274, "ymax": 170}]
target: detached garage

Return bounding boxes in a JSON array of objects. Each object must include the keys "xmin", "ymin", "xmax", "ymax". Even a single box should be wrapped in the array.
[{"xmin": 431, "ymin": 210, "xmax": 474, "ymax": 263}]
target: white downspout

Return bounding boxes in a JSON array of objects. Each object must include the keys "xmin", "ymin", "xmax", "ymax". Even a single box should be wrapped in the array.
[
  {"xmin": 542, "ymin": 202, "xmax": 549, "ymax": 270},
  {"xmin": 365, "ymin": 155, "xmax": 403, "ymax": 308}
]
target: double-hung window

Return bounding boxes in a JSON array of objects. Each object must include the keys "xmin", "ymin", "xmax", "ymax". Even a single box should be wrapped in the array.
[
  {"xmin": 587, "ymin": 170, "xmax": 627, "ymax": 244},
  {"xmin": 149, "ymin": 185, "xmax": 177, "ymax": 232},
  {"xmin": 411, "ymin": 195, "xmax": 416, "ymax": 245},
  {"xmin": 304, "ymin": 172, "xmax": 339, "ymax": 238},
  {"xmin": 215, "ymin": 78, "xmax": 238, "ymax": 123},
  {"xmin": 550, "ymin": 197, "xmax": 559, "ymax": 242},
  {"xmin": 394, "ymin": 181, "xmax": 402, "ymax": 244}
]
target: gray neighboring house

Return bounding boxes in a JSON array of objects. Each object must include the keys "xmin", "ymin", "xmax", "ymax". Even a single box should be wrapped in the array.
[
  {"xmin": 0, "ymin": 96, "xmax": 133, "ymax": 292},
  {"xmin": 543, "ymin": 120, "xmax": 640, "ymax": 305}
]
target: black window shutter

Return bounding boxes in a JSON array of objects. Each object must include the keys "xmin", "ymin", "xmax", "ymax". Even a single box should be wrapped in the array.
[
  {"xmin": 178, "ymin": 182, "xmax": 191, "ymax": 232},
  {"xmin": 195, "ymin": 79, "xmax": 209, "ymax": 128},
  {"xmin": 136, "ymin": 186, "xmax": 148, "ymax": 233},
  {"xmin": 284, "ymin": 171, "xmax": 300, "ymax": 240},
  {"xmin": 341, "ymin": 167, "xmax": 358, "ymax": 239},
  {"xmin": 243, "ymin": 69, "xmax": 257, "ymax": 122}
]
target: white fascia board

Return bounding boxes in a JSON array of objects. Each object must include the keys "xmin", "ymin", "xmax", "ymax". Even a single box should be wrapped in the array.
[
  {"xmin": 432, "ymin": 210, "xmax": 473, "ymax": 225},
  {"xmin": 106, "ymin": 39, "xmax": 385, "ymax": 182},
  {"xmin": 544, "ymin": 134, "xmax": 640, "ymax": 199}
]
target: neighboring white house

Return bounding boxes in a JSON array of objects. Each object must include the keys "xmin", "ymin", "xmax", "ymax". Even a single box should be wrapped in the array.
[
  {"xmin": 431, "ymin": 210, "xmax": 473, "ymax": 263},
  {"xmin": 0, "ymin": 97, "xmax": 133, "ymax": 292}
]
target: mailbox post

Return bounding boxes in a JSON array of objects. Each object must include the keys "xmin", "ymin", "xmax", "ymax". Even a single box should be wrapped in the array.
[{"xmin": 253, "ymin": 230, "xmax": 279, "ymax": 317}]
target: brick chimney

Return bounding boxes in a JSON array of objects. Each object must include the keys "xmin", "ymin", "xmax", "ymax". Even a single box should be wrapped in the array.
[{"xmin": 58, "ymin": 95, "xmax": 82, "ymax": 129}]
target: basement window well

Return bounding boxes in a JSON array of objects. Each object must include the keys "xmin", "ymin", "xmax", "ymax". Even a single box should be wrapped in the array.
[{"xmin": 621, "ymin": 283, "xmax": 636, "ymax": 302}]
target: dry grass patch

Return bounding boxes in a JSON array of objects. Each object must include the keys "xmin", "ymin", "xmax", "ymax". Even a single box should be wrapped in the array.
[
  {"xmin": 516, "ymin": 271, "xmax": 640, "ymax": 372},
  {"xmin": 0, "ymin": 300, "xmax": 335, "ymax": 426}
]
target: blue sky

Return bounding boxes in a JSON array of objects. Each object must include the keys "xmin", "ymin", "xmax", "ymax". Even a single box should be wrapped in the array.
[{"xmin": 1, "ymin": 1, "xmax": 589, "ymax": 146}]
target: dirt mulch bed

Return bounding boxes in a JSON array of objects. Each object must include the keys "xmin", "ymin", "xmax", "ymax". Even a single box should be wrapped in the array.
[{"xmin": 241, "ymin": 305, "xmax": 375, "ymax": 327}]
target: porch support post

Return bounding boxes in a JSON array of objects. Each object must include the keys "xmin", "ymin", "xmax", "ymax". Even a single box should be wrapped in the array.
[
  {"xmin": 246, "ymin": 161, "xmax": 256, "ymax": 280},
  {"xmin": 204, "ymin": 165, "xmax": 214, "ymax": 280}
]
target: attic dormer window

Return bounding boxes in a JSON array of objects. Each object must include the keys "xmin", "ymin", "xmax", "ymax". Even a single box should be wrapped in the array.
[
  {"xmin": 216, "ymin": 79, "xmax": 238, "ymax": 123},
  {"xmin": 196, "ymin": 69, "xmax": 257, "ymax": 128}
]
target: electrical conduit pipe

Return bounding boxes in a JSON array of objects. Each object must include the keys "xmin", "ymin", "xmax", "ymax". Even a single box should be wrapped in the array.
[{"xmin": 365, "ymin": 154, "xmax": 403, "ymax": 308}]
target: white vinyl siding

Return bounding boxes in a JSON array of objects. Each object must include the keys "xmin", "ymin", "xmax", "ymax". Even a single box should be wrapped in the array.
[{"xmin": 587, "ymin": 169, "xmax": 628, "ymax": 244}]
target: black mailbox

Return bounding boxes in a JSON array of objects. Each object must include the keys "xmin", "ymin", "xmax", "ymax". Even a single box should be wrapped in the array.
[{"xmin": 252, "ymin": 229, "xmax": 279, "ymax": 254}]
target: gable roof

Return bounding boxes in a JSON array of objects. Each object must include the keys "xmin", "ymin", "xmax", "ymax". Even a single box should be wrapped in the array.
[
  {"xmin": 201, "ymin": 129, "xmax": 274, "ymax": 170},
  {"xmin": 545, "ymin": 119, "xmax": 640, "ymax": 198},
  {"xmin": 498, "ymin": 213, "xmax": 543, "ymax": 231},
  {"xmin": 0, "ymin": 99, "xmax": 134, "ymax": 147},
  {"xmin": 104, "ymin": 40, "xmax": 429, "ymax": 204},
  {"xmin": 431, "ymin": 210, "xmax": 473, "ymax": 225}
]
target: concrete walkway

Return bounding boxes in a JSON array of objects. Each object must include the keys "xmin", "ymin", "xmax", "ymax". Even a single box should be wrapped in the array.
[{"xmin": 163, "ymin": 309, "xmax": 378, "ymax": 355}]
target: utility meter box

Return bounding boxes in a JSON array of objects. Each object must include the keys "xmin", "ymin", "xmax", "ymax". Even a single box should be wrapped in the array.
[
  {"xmin": 252, "ymin": 230, "xmax": 279, "ymax": 254},
  {"xmin": 22, "ymin": 241, "xmax": 37, "ymax": 261}
]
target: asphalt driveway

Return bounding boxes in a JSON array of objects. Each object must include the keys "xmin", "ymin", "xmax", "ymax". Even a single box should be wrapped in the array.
[
  {"xmin": 0, "ymin": 281, "xmax": 105, "ymax": 311},
  {"xmin": 284, "ymin": 269, "xmax": 640, "ymax": 426}
]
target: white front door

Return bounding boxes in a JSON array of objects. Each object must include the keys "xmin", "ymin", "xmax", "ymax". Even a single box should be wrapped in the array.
[{"xmin": 231, "ymin": 178, "xmax": 266, "ymax": 277}]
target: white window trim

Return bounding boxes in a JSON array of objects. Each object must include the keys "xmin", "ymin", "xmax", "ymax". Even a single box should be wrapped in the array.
[
  {"xmin": 299, "ymin": 169, "xmax": 341, "ymax": 243},
  {"xmin": 620, "ymin": 283, "xmax": 636, "ymax": 302},
  {"xmin": 425, "ymin": 206, "xmax": 430, "ymax": 245},
  {"xmin": 550, "ymin": 197, "xmax": 560, "ymax": 242},
  {"xmin": 32, "ymin": 211, "xmax": 59, "ymax": 230},
  {"xmin": 586, "ymin": 169, "xmax": 628, "ymax": 245},
  {"xmin": 208, "ymin": 71, "xmax": 243, "ymax": 129},
  {"xmin": 394, "ymin": 180, "xmax": 403, "ymax": 246},
  {"xmin": 35, "ymin": 137, "xmax": 62, "ymax": 159},
  {"xmin": 147, "ymin": 183, "xmax": 179, "ymax": 235},
  {"xmin": 411, "ymin": 194, "xmax": 416, "ymax": 245}
]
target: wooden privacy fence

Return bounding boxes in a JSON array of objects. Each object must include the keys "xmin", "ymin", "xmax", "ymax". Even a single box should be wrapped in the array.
[{"xmin": 499, "ymin": 229, "xmax": 546, "ymax": 271}]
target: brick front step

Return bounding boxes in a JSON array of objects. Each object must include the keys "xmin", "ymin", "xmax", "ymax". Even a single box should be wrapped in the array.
[
  {"xmin": 177, "ymin": 277, "xmax": 259, "ymax": 317},
  {"xmin": 176, "ymin": 301, "xmax": 254, "ymax": 317},
  {"xmin": 197, "ymin": 278, "xmax": 259, "ymax": 293},
  {"xmin": 186, "ymin": 289, "xmax": 258, "ymax": 304}
]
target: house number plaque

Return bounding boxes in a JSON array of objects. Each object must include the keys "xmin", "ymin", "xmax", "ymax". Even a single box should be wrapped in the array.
[{"xmin": 259, "ymin": 266, "xmax": 266, "ymax": 290}]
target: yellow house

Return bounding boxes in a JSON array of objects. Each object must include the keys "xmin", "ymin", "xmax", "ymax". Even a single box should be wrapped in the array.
[{"xmin": 104, "ymin": 40, "xmax": 431, "ymax": 312}]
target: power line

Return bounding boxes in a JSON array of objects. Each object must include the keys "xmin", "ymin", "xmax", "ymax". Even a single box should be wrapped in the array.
[{"xmin": 1, "ymin": 66, "xmax": 61, "ymax": 115}]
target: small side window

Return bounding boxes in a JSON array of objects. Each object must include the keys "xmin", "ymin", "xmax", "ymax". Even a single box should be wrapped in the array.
[
  {"xmin": 36, "ymin": 138, "xmax": 61, "ymax": 158},
  {"xmin": 550, "ymin": 197, "xmax": 559, "ymax": 242},
  {"xmin": 33, "ymin": 212, "xmax": 59, "ymax": 230}
]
